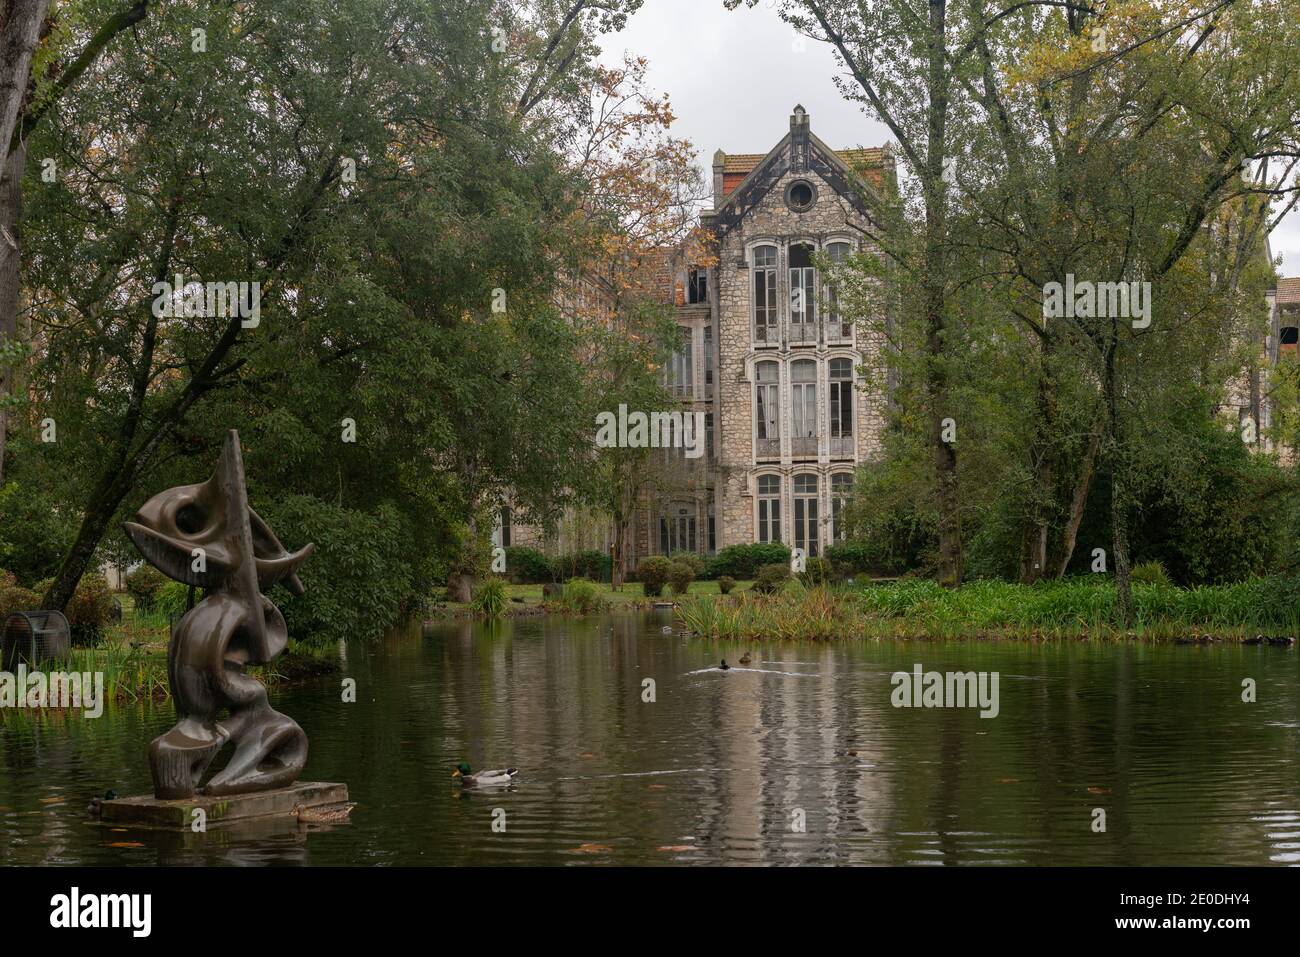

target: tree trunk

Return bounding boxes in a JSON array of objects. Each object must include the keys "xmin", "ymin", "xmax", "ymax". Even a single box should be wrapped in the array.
[
  {"xmin": 1052, "ymin": 420, "xmax": 1102, "ymax": 578},
  {"xmin": 1104, "ymin": 333, "xmax": 1132, "ymax": 627},
  {"xmin": 0, "ymin": 140, "xmax": 24, "ymax": 486}
]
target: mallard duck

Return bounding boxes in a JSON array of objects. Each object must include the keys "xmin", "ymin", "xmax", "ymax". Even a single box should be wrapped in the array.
[
  {"xmin": 291, "ymin": 802, "xmax": 357, "ymax": 824},
  {"xmin": 738, "ymin": 652, "xmax": 752, "ymax": 665},
  {"xmin": 718, "ymin": 659, "xmax": 731, "ymax": 670},
  {"xmin": 452, "ymin": 762, "xmax": 518, "ymax": 787}
]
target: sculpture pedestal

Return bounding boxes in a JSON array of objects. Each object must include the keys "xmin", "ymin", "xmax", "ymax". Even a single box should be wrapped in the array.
[{"xmin": 97, "ymin": 781, "xmax": 349, "ymax": 831}]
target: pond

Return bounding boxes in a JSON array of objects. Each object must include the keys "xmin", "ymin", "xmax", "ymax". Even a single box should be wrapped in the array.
[{"xmin": 2, "ymin": 610, "xmax": 1299, "ymax": 865}]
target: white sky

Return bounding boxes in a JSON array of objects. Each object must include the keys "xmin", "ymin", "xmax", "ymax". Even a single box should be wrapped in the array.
[{"xmin": 600, "ymin": 0, "xmax": 1300, "ymax": 277}]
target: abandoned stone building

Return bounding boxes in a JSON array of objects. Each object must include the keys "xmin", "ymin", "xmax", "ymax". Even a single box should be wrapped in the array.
[{"xmin": 498, "ymin": 106, "xmax": 896, "ymax": 569}]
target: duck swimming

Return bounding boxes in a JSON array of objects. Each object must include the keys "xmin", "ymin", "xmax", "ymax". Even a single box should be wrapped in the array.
[
  {"xmin": 738, "ymin": 652, "xmax": 752, "ymax": 665},
  {"xmin": 718, "ymin": 660, "xmax": 730, "ymax": 670},
  {"xmin": 452, "ymin": 762, "xmax": 518, "ymax": 787}
]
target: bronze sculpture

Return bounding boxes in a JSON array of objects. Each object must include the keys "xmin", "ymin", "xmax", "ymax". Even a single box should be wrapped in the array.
[{"xmin": 124, "ymin": 430, "xmax": 315, "ymax": 800}]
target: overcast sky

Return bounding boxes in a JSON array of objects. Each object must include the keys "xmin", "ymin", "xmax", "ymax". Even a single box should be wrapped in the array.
[{"xmin": 599, "ymin": 0, "xmax": 1299, "ymax": 277}]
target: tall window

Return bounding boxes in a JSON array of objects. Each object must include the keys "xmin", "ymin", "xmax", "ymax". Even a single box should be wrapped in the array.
[
  {"xmin": 791, "ymin": 359, "xmax": 817, "ymax": 457},
  {"xmin": 708, "ymin": 502, "xmax": 716, "ymax": 554},
  {"xmin": 495, "ymin": 507, "xmax": 512, "ymax": 548},
  {"xmin": 703, "ymin": 325, "xmax": 714, "ymax": 397},
  {"xmin": 753, "ymin": 245, "xmax": 778, "ymax": 343},
  {"xmin": 825, "ymin": 242, "xmax": 851, "ymax": 339},
  {"xmin": 688, "ymin": 268, "xmax": 708, "ymax": 304},
  {"xmin": 757, "ymin": 475, "xmax": 781, "ymax": 543},
  {"xmin": 705, "ymin": 412, "xmax": 715, "ymax": 460},
  {"xmin": 793, "ymin": 473, "xmax": 819, "ymax": 558},
  {"xmin": 669, "ymin": 326, "xmax": 693, "ymax": 398},
  {"xmin": 660, "ymin": 503, "xmax": 697, "ymax": 554},
  {"xmin": 831, "ymin": 473, "xmax": 853, "ymax": 542},
  {"xmin": 789, "ymin": 243, "xmax": 816, "ymax": 344},
  {"xmin": 755, "ymin": 361, "xmax": 780, "ymax": 457},
  {"xmin": 829, "ymin": 357, "xmax": 854, "ymax": 456}
]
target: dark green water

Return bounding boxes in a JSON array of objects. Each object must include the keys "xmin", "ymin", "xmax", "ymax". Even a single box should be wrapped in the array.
[{"xmin": 3, "ymin": 610, "xmax": 1300, "ymax": 865}]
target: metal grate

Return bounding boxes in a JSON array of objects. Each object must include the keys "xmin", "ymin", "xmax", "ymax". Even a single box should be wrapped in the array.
[{"xmin": 2, "ymin": 611, "xmax": 72, "ymax": 670}]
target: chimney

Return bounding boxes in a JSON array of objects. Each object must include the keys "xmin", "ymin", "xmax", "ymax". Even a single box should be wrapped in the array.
[
  {"xmin": 712, "ymin": 149, "xmax": 726, "ymax": 208},
  {"xmin": 790, "ymin": 105, "xmax": 809, "ymax": 172}
]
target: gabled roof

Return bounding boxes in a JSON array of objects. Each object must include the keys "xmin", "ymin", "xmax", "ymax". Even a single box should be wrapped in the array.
[{"xmin": 720, "ymin": 146, "xmax": 887, "ymax": 196}]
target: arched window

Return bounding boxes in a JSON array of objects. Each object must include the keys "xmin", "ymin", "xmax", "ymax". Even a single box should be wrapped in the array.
[
  {"xmin": 791, "ymin": 359, "xmax": 817, "ymax": 457},
  {"xmin": 757, "ymin": 475, "xmax": 781, "ymax": 543},
  {"xmin": 753, "ymin": 245, "xmax": 778, "ymax": 343},
  {"xmin": 789, "ymin": 243, "xmax": 817, "ymax": 343},
  {"xmin": 755, "ymin": 361, "xmax": 780, "ymax": 457},
  {"xmin": 793, "ymin": 473, "xmax": 819, "ymax": 558},
  {"xmin": 660, "ymin": 503, "xmax": 697, "ymax": 555},
  {"xmin": 831, "ymin": 473, "xmax": 854, "ymax": 543},
  {"xmin": 825, "ymin": 242, "xmax": 851, "ymax": 340},
  {"xmin": 829, "ymin": 357, "xmax": 853, "ymax": 457}
]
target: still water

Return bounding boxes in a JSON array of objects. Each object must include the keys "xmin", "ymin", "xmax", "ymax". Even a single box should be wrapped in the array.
[{"xmin": 3, "ymin": 610, "xmax": 1300, "ymax": 865}]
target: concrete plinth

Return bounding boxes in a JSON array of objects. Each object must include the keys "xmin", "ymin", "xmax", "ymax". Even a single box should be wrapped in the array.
[{"xmin": 97, "ymin": 781, "xmax": 348, "ymax": 831}]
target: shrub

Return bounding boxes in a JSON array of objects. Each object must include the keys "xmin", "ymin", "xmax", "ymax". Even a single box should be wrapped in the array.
[
  {"xmin": 669, "ymin": 551, "xmax": 706, "ymax": 579},
  {"xmin": 753, "ymin": 563, "xmax": 791, "ymax": 595},
  {"xmin": 706, "ymin": 542, "xmax": 792, "ymax": 580},
  {"xmin": 551, "ymin": 550, "xmax": 610, "ymax": 583},
  {"xmin": 155, "ymin": 580, "xmax": 192, "ymax": 620},
  {"xmin": 0, "ymin": 584, "xmax": 41, "ymax": 622},
  {"xmin": 561, "ymin": 577, "xmax": 601, "ymax": 614},
  {"xmin": 126, "ymin": 565, "xmax": 167, "ymax": 612},
  {"xmin": 799, "ymin": 556, "xmax": 832, "ymax": 586},
  {"xmin": 718, "ymin": 576, "xmax": 736, "ymax": 595},
  {"xmin": 64, "ymin": 573, "xmax": 115, "ymax": 644},
  {"xmin": 471, "ymin": 578, "xmax": 509, "ymax": 618},
  {"xmin": 1130, "ymin": 560, "xmax": 1173, "ymax": 588},
  {"xmin": 503, "ymin": 546, "xmax": 552, "ymax": 584},
  {"xmin": 0, "ymin": 481, "xmax": 76, "ymax": 586},
  {"xmin": 637, "ymin": 556, "xmax": 673, "ymax": 597},
  {"xmin": 667, "ymin": 561, "xmax": 696, "ymax": 595}
]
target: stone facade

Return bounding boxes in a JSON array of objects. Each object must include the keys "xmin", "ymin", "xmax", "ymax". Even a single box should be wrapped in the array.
[{"xmin": 638, "ymin": 106, "xmax": 895, "ymax": 564}]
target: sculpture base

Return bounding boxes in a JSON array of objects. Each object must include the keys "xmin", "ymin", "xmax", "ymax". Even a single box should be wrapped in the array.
[{"xmin": 96, "ymin": 781, "xmax": 348, "ymax": 831}]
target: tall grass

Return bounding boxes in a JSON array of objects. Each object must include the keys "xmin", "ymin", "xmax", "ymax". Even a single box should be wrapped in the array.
[{"xmin": 677, "ymin": 577, "xmax": 1300, "ymax": 642}]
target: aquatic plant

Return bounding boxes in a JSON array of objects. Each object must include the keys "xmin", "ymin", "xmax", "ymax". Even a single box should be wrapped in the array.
[{"xmin": 470, "ymin": 578, "xmax": 509, "ymax": 619}]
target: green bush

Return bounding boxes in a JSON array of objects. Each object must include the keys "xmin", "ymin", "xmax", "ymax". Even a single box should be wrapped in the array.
[
  {"xmin": 669, "ymin": 551, "xmax": 705, "ymax": 579},
  {"xmin": 0, "ymin": 481, "xmax": 76, "ymax": 586},
  {"xmin": 718, "ymin": 576, "xmax": 736, "ymax": 595},
  {"xmin": 503, "ymin": 546, "xmax": 552, "ymax": 584},
  {"xmin": 155, "ymin": 580, "xmax": 192, "ymax": 620},
  {"xmin": 126, "ymin": 565, "xmax": 167, "ymax": 612},
  {"xmin": 561, "ymin": 577, "xmax": 601, "ymax": 614},
  {"xmin": 0, "ymin": 583, "xmax": 41, "ymax": 621},
  {"xmin": 471, "ymin": 577, "xmax": 508, "ymax": 618},
  {"xmin": 1130, "ymin": 560, "xmax": 1172, "ymax": 587},
  {"xmin": 667, "ymin": 561, "xmax": 696, "ymax": 595},
  {"xmin": 799, "ymin": 556, "xmax": 831, "ymax": 586},
  {"xmin": 551, "ymin": 550, "xmax": 610, "ymax": 583},
  {"xmin": 753, "ymin": 563, "xmax": 791, "ymax": 595},
  {"xmin": 706, "ymin": 542, "xmax": 791, "ymax": 580},
  {"xmin": 63, "ymin": 573, "xmax": 115, "ymax": 644},
  {"xmin": 637, "ymin": 556, "xmax": 673, "ymax": 597}
]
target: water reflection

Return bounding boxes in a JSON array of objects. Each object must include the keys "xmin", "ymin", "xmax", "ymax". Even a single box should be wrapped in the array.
[{"xmin": 2, "ymin": 611, "xmax": 1299, "ymax": 865}]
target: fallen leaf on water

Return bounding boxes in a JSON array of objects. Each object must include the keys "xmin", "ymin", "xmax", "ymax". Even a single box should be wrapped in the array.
[
  {"xmin": 647, "ymin": 784, "xmax": 667, "ymax": 790},
  {"xmin": 571, "ymin": 843, "xmax": 613, "ymax": 854},
  {"xmin": 997, "ymin": 778, "xmax": 1019, "ymax": 784},
  {"xmin": 111, "ymin": 828, "xmax": 127, "ymax": 832},
  {"xmin": 106, "ymin": 842, "xmax": 144, "ymax": 848},
  {"xmin": 657, "ymin": 845, "xmax": 693, "ymax": 852},
  {"xmin": 1087, "ymin": 787, "xmax": 1111, "ymax": 795},
  {"xmin": 580, "ymin": 752, "xmax": 596, "ymax": 759},
  {"xmin": 39, "ymin": 797, "xmax": 64, "ymax": 804}
]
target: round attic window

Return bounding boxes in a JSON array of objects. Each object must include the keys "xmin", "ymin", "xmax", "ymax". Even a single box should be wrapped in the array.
[{"xmin": 785, "ymin": 180, "xmax": 816, "ymax": 212}]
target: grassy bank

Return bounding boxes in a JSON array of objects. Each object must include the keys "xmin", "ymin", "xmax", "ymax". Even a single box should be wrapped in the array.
[
  {"xmin": 2, "ymin": 596, "xmax": 340, "ymax": 712},
  {"xmin": 676, "ymin": 578, "xmax": 1300, "ymax": 642},
  {"xmin": 430, "ymin": 579, "xmax": 748, "ymax": 616}
]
